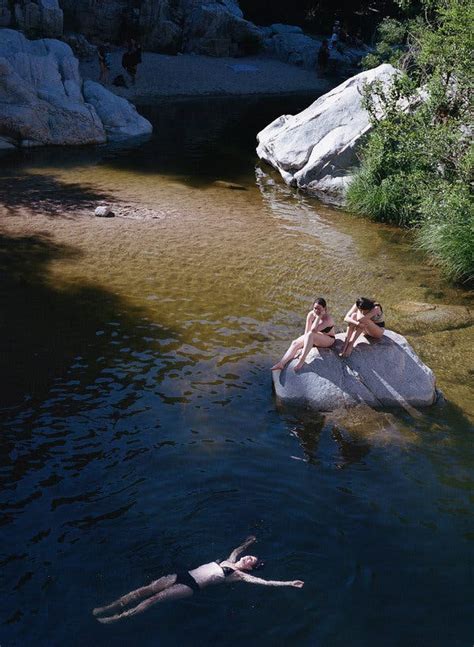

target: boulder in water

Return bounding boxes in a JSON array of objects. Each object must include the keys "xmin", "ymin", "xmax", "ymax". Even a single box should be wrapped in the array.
[
  {"xmin": 256, "ymin": 64, "xmax": 397, "ymax": 204},
  {"xmin": 272, "ymin": 330, "xmax": 437, "ymax": 411}
]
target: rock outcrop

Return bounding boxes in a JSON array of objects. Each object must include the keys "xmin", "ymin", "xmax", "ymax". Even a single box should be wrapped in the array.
[
  {"xmin": 83, "ymin": 80, "xmax": 152, "ymax": 141},
  {"xmin": 261, "ymin": 23, "xmax": 367, "ymax": 70},
  {"xmin": 0, "ymin": 29, "xmax": 151, "ymax": 148},
  {"xmin": 59, "ymin": 0, "xmax": 261, "ymax": 57},
  {"xmin": 256, "ymin": 63, "xmax": 397, "ymax": 204},
  {"xmin": 2, "ymin": 0, "xmax": 63, "ymax": 37},
  {"xmin": 272, "ymin": 330, "xmax": 437, "ymax": 411}
]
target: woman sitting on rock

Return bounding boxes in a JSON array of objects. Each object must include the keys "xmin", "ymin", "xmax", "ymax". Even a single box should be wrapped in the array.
[
  {"xmin": 92, "ymin": 536, "xmax": 303, "ymax": 623},
  {"xmin": 339, "ymin": 297, "xmax": 385, "ymax": 358},
  {"xmin": 271, "ymin": 297, "xmax": 336, "ymax": 372}
]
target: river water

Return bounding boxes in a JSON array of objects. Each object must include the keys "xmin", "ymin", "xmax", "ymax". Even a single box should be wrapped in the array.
[{"xmin": 1, "ymin": 95, "xmax": 473, "ymax": 647}]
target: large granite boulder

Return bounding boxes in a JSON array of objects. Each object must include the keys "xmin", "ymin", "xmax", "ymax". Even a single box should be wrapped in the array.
[
  {"xmin": 272, "ymin": 330, "xmax": 437, "ymax": 411},
  {"xmin": 59, "ymin": 0, "xmax": 260, "ymax": 56},
  {"xmin": 256, "ymin": 64, "xmax": 397, "ymax": 204},
  {"xmin": 261, "ymin": 23, "xmax": 367, "ymax": 70},
  {"xmin": 83, "ymin": 81, "xmax": 153, "ymax": 141},
  {"xmin": 0, "ymin": 29, "xmax": 151, "ymax": 148},
  {"xmin": 183, "ymin": 1, "xmax": 262, "ymax": 57}
]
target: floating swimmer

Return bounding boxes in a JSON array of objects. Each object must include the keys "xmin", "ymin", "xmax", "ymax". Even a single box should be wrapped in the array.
[{"xmin": 93, "ymin": 536, "xmax": 303, "ymax": 623}]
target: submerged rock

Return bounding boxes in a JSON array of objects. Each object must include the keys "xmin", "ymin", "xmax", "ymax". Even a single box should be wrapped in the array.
[
  {"xmin": 0, "ymin": 29, "xmax": 151, "ymax": 148},
  {"xmin": 256, "ymin": 64, "xmax": 397, "ymax": 204},
  {"xmin": 272, "ymin": 330, "xmax": 437, "ymax": 411},
  {"xmin": 392, "ymin": 301, "xmax": 473, "ymax": 332}
]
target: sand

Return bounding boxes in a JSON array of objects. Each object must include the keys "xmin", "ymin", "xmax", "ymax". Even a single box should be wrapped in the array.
[{"xmin": 80, "ymin": 50, "xmax": 335, "ymax": 103}]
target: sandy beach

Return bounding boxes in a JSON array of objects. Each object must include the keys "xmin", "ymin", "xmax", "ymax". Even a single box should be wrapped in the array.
[{"xmin": 80, "ymin": 50, "xmax": 335, "ymax": 102}]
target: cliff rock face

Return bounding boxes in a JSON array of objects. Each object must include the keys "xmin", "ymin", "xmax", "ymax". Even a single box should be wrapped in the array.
[
  {"xmin": 256, "ymin": 64, "xmax": 397, "ymax": 204},
  {"xmin": 0, "ymin": 29, "xmax": 151, "ymax": 148},
  {"xmin": 1, "ymin": 0, "xmax": 63, "ymax": 37},
  {"xmin": 58, "ymin": 0, "xmax": 261, "ymax": 56}
]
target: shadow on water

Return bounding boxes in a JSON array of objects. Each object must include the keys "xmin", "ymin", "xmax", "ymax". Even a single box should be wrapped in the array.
[
  {"xmin": 0, "ymin": 231, "xmax": 178, "ymax": 410},
  {"xmin": 2, "ymin": 93, "xmax": 319, "ymax": 190},
  {"xmin": 0, "ymin": 172, "xmax": 114, "ymax": 218}
]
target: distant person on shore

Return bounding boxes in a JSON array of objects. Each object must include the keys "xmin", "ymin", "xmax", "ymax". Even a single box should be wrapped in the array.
[
  {"xmin": 92, "ymin": 536, "xmax": 303, "ymax": 623},
  {"xmin": 97, "ymin": 45, "xmax": 110, "ymax": 85},
  {"xmin": 317, "ymin": 40, "xmax": 329, "ymax": 71},
  {"xmin": 339, "ymin": 297, "xmax": 385, "ymax": 358},
  {"xmin": 122, "ymin": 38, "xmax": 142, "ymax": 85},
  {"xmin": 271, "ymin": 297, "xmax": 336, "ymax": 372}
]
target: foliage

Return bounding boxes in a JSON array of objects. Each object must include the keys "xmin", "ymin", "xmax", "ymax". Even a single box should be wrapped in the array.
[{"xmin": 348, "ymin": 0, "xmax": 474, "ymax": 283}]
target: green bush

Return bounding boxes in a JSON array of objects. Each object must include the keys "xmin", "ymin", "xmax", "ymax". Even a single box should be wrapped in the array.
[
  {"xmin": 417, "ymin": 184, "xmax": 474, "ymax": 283},
  {"xmin": 347, "ymin": 0, "xmax": 474, "ymax": 283}
]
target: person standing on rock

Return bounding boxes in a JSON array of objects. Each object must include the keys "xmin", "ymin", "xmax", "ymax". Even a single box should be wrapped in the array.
[
  {"xmin": 271, "ymin": 297, "xmax": 336, "ymax": 372},
  {"xmin": 339, "ymin": 297, "xmax": 385, "ymax": 358}
]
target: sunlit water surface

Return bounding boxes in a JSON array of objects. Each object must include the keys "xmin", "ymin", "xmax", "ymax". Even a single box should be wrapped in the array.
[{"xmin": 1, "ymin": 96, "xmax": 473, "ymax": 647}]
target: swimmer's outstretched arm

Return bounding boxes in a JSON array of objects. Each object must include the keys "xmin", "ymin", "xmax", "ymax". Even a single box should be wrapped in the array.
[
  {"xmin": 229, "ymin": 571, "xmax": 304, "ymax": 588},
  {"xmin": 227, "ymin": 535, "xmax": 256, "ymax": 563}
]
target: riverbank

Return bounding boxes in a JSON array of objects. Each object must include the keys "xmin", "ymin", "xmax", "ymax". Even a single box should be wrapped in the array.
[{"xmin": 80, "ymin": 51, "xmax": 335, "ymax": 102}]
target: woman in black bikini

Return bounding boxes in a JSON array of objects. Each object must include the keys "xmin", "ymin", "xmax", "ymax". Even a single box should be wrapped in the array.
[
  {"xmin": 93, "ymin": 536, "xmax": 303, "ymax": 623},
  {"xmin": 271, "ymin": 297, "xmax": 336, "ymax": 372},
  {"xmin": 339, "ymin": 297, "xmax": 385, "ymax": 358}
]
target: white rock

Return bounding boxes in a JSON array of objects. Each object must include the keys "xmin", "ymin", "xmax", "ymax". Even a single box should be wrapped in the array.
[
  {"xmin": 256, "ymin": 64, "xmax": 398, "ymax": 204},
  {"xmin": 83, "ymin": 81, "xmax": 152, "ymax": 141},
  {"xmin": 272, "ymin": 330, "xmax": 437, "ymax": 411},
  {"xmin": 94, "ymin": 205, "xmax": 114, "ymax": 217},
  {"xmin": 0, "ymin": 29, "xmax": 152, "ymax": 148}
]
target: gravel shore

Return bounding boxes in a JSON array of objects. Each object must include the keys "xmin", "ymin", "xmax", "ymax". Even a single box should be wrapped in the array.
[{"xmin": 80, "ymin": 50, "xmax": 335, "ymax": 103}]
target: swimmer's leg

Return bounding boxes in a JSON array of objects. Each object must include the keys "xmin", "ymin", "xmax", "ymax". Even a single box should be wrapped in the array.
[
  {"xmin": 93, "ymin": 574, "xmax": 177, "ymax": 617},
  {"xmin": 96, "ymin": 584, "xmax": 193, "ymax": 623}
]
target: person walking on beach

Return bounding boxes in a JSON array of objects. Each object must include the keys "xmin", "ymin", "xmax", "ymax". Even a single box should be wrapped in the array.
[
  {"xmin": 92, "ymin": 536, "xmax": 304, "ymax": 623},
  {"xmin": 122, "ymin": 38, "xmax": 142, "ymax": 85},
  {"xmin": 317, "ymin": 40, "xmax": 329, "ymax": 71},
  {"xmin": 98, "ymin": 45, "xmax": 110, "ymax": 85}
]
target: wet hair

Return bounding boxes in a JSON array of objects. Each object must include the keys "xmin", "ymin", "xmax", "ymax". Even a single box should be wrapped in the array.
[
  {"xmin": 313, "ymin": 297, "xmax": 327, "ymax": 309},
  {"xmin": 356, "ymin": 297, "xmax": 375, "ymax": 311}
]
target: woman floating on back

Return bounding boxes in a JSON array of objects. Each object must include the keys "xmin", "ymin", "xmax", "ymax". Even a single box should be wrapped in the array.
[
  {"xmin": 339, "ymin": 297, "xmax": 385, "ymax": 358},
  {"xmin": 271, "ymin": 297, "xmax": 336, "ymax": 371},
  {"xmin": 93, "ymin": 536, "xmax": 303, "ymax": 623}
]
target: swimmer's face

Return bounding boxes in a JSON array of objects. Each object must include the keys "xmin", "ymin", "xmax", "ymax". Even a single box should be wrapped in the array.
[
  {"xmin": 237, "ymin": 555, "xmax": 258, "ymax": 571},
  {"xmin": 313, "ymin": 303, "xmax": 325, "ymax": 316}
]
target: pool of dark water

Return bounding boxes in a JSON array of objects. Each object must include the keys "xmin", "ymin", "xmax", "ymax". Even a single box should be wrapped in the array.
[{"xmin": 1, "ymin": 94, "xmax": 473, "ymax": 647}]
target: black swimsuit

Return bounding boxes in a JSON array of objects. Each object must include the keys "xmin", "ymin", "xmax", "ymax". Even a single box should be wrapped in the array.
[
  {"xmin": 174, "ymin": 570, "xmax": 200, "ymax": 592},
  {"xmin": 175, "ymin": 562, "xmax": 233, "ymax": 592},
  {"xmin": 320, "ymin": 325, "xmax": 335, "ymax": 338}
]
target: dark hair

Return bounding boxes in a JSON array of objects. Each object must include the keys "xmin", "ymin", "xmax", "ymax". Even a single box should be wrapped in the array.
[
  {"xmin": 356, "ymin": 297, "xmax": 375, "ymax": 311},
  {"xmin": 313, "ymin": 297, "xmax": 327, "ymax": 309}
]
